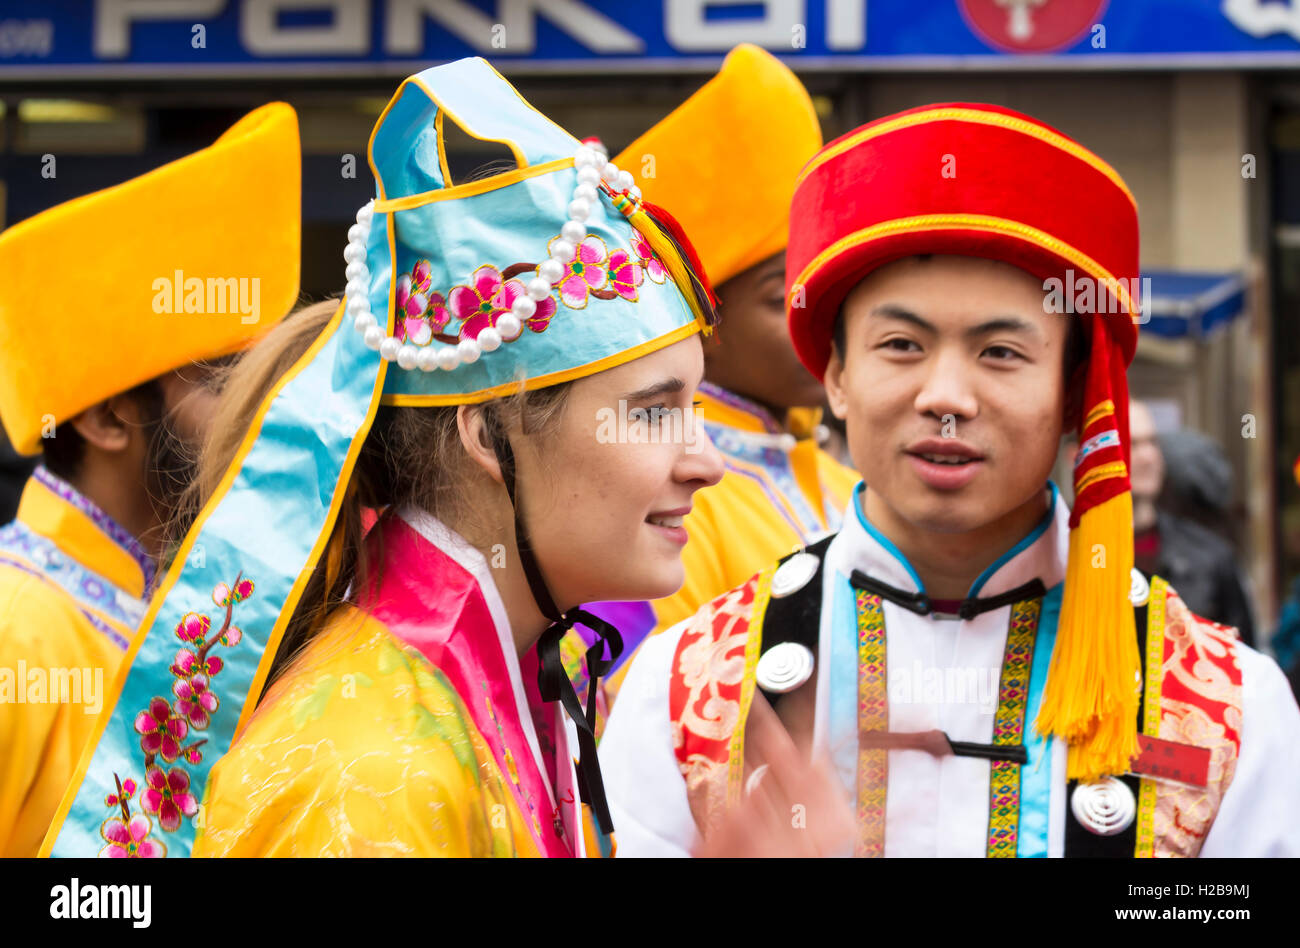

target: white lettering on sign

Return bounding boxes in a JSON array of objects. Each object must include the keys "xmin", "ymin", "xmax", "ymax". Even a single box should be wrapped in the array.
[
  {"xmin": 97, "ymin": 0, "xmax": 643, "ymax": 59},
  {"xmin": 1223, "ymin": 0, "xmax": 1300, "ymax": 42},
  {"xmin": 666, "ymin": 0, "xmax": 866, "ymax": 52},
  {"xmin": 825, "ymin": 0, "xmax": 865, "ymax": 51},
  {"xmin": 95, "ymin": 0, "xmax": 225, "ymax": 58},
  {"xmin": 242, "ymin": 0, "xmax": 372, "ymax": 55},
  {"xmin": 667, "ymin": 0, "xmax": 802, "ymax": 50},
  {"xmin": 386, "ymin": 0, "xmax": 643, "ymax": 55},
  {"xmin": 0, "ymin": 18, "xmax": 53, "ymax": 57}
]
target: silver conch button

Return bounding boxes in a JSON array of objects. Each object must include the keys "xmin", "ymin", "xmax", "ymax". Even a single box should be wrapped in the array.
[
  {"xmin": 771, "ymin": 552, "xmax": 820, "ymax": 599},
  {"xmin": 1130, "ymin": 568, "xmax": 1150, "ymax": 606},
  {"xmin": 756, "ymin": 642, "xmax": 815, "ymax": 694},
  {"xmin": 1071, "ymin": 777, "xmax": 1136, "ymax": 836}
]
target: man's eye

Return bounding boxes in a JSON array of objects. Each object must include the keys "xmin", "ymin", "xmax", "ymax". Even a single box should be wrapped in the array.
[
  {"xmin": 880, "ymin": 338, "xmax": 920, "ymax": 352},
  {"xmin": 983, "ymin": 345, "xmax": 1022, "ymax": 361}
]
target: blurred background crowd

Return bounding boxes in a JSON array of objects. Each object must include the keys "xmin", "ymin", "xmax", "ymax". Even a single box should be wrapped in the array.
[{"xmin": 3, "ymin": 0, "xmax": 1300, "ymax": 691}]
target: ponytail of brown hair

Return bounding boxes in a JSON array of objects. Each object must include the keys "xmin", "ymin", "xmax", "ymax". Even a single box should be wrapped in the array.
[{"xmin": 162, "ymin": 299, "xmax": 571, "ymax": 695}]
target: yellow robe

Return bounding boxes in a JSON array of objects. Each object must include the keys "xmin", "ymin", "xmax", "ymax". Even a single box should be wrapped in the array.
[
  {"xmin": 602, "ymin": 384, "xmax": 859, "ymax": 696},
  {"xmin": 193, "ymin": 608, "xmax": 539, "ymax": 857},
  {"xmin": 0, "ymin": 473, "xmax": 144, "ymax": 856}
]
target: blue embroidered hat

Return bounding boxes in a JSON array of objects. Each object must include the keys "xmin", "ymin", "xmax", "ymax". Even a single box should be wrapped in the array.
[
  {"xmin": 356, "ymin": 58, "xmax": 713, "ymax": 402},
  {"xmin": 42, "ymin": 58, "xmax": 715, "ymax": 857}
]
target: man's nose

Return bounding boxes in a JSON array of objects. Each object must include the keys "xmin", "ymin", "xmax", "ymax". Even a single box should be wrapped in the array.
[{"xmin": 912, "ymin": 348, "xmax": 979, "ymax": 422}]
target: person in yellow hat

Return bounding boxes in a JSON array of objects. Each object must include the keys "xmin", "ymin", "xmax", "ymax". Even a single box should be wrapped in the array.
[
  {"xmin": 576, "ymin": 45, "xmax": 859, "ymax": 702},
  {"xmin": 0, "ymin": 104, "xmax": 301, "ymax": 856}
]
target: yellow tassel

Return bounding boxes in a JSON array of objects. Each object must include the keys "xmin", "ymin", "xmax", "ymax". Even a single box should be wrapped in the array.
[
  {"xmin": 625, "ymin": 207, "xmax": 714, "ymax": 337},
  {"xmin": 1033, "ymin": 489, "xmax": 1141, "ymax": 782}
]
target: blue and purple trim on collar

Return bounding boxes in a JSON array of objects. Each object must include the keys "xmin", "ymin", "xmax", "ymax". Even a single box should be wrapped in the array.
[
  {"xmin": 698, "ymin": 381, "xmax": 785, "ymax": 435},
  {"xmin": 33, "ymin": 465, "xmax": 156, "ymax": 590}
]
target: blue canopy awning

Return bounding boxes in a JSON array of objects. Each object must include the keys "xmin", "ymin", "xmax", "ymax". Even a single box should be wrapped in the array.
[{"xmin": 1141, "ymin": 270, "xmax": 1246, "ymax": 339}]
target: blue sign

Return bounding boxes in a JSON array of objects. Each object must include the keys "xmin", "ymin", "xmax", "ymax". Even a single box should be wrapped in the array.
[{"xmin": 2, "ymin": 0, "xmax": 1300, "ymax": 76}]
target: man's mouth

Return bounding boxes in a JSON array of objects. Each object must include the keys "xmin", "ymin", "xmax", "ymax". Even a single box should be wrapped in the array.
[
  {"xmin": 904, "ymin": 439, "xmax": 986, "ymax": 490},
  {"xmin": 916, "ymin": 453, "xmax": 975, "ymax": 466},
  {"xmin": 646, "ymin": 513, "xmax": 685, "ymax": 528}
]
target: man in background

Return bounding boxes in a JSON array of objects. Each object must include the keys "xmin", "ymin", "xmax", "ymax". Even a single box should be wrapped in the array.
[
  {"xmin": 580, "ymin": 45, "xmax": 859, "ymax": 701},
  {"xmin": 0, "ymin": 104, "xmax": 300, "ymax": 855}
]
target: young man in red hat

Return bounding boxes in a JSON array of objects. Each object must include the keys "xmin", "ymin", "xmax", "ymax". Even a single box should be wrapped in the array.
[{"xmin": 600, "ymin": 103, "xmax": 1300, "ymax": 857}]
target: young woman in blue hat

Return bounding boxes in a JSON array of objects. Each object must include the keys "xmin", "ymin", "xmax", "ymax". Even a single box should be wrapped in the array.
[{"xmin": 42, "ymin": 58, "xmax": 850, "ymax": 859}]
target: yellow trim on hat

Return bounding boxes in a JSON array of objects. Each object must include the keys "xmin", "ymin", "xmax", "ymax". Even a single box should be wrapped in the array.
[
  {"xmin": 434, "ymin": 110, "xmax": 454, "ymax": 185},
  {"xmin": 792, "ymin": 212, "xmax": 1139, "ymax": 316},
  {"xmin": 373, "ymin": 157, "xmax": 575, "ymax": 212},
  {"xmin": 380, "ymin": 320, "xmax": 703, "ymax": 406},
  {"xmin": 1083, "ymin": 399, "xmax": 1116, "ymax": 431},
  {"xmin": 797, "ymin": 107, "xmax": 1136, "ymax": 211},
  {"xmin": 1075, "ymin": 460, "xmax": 1128, "ymax": 495}
]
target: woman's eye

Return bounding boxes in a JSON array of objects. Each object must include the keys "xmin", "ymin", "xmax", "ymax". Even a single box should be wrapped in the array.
[{"xmin": 634, "ymin": 403, "xmax": 667, "ymax": 424}]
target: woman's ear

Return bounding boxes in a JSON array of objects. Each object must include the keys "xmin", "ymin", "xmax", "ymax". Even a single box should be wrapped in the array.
[{"xmin": 457, "ymin": 404, "xmax": 504, "ymax": 485}]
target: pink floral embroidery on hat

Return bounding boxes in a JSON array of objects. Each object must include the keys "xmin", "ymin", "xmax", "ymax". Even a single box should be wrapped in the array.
[
  {"xmin": 606, "ymin": 249, "xmax": 644, "ymax": 302},
  {"xmin": 395, "ymin": 260, "xmax": 450, "ymax": 344},
  {"xmin": 451, "ymin": 265, "xmax": 556, "ymax": 342},
  {"xmin": 548, "ymin": 236, "xmax": 610, "ymax": 309}
]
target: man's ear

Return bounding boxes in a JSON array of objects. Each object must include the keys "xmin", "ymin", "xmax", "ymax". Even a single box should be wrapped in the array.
[
  {"xmin": 68, "ymin": 396, "xmax": 138, "ymax": 455},
  {"xmin": 822, "ymin": 345, "xmax": 850, "ymax": 421},
  {"xmin": 457, "ymin": 404, "xmax": 504, "ymax": 485}
]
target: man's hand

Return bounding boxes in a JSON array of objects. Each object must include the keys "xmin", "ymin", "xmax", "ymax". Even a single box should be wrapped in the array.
[{"xmin": 691, "ymin": 693, "xmax": 854, "ymax": 857}]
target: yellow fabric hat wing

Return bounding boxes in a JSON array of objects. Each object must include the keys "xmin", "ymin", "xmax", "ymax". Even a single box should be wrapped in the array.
[
  {"xmin": 0, "ymin": 103, "xmax": 301, "ymax": 455},
  {"xmin": 613, "ymin": 44, "xmax": 821, "ymax": 287}
]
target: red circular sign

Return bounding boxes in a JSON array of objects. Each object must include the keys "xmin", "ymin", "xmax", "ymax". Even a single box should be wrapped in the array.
[{"xmin": 958, "ymin": 0, "xmax": 1110, "ymax": 54}]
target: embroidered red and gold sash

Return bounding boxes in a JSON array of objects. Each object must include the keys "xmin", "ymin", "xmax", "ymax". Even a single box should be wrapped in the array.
[
  {"xmin": 667, "ymin": 570, "xmax": 1244, "ymax": 856},
  {"xmin": 1135, "ymin": 579, "xmax": 1243, "ymax": 857}
]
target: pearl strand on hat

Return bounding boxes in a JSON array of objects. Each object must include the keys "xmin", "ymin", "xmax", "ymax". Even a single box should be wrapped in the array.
[{"xmin": 344, "ymin": 144, "xmax": 641, "ymax": 371}]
